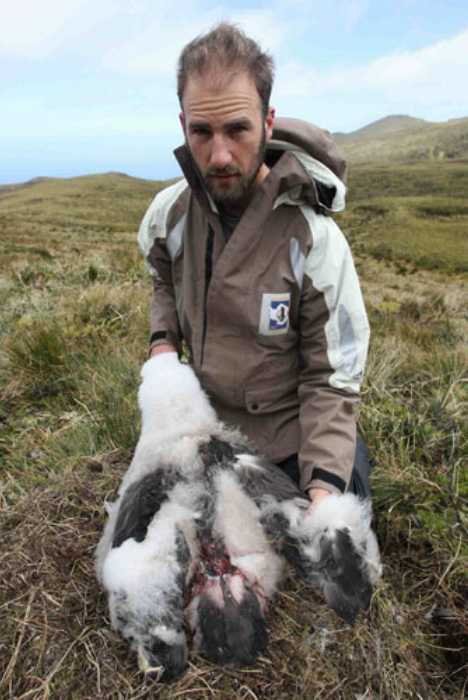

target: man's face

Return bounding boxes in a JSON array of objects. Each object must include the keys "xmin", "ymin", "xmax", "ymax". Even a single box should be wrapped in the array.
[{"xmin": 180, "ymin": 70, "xmax": 274, "ymax": 210}]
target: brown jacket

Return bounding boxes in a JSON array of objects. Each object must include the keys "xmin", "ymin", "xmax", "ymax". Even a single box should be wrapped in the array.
[{"xmin": 138, "ymin": 118, "xmax": 370, "ymax": 495}]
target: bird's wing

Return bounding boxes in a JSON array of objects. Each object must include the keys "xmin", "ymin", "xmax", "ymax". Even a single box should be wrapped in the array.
[
  {"xmin": 112, "ymin": 468, "xmax": 180, "ymax": 548},
  {"xmin": 270, "ymin": 493, "xmax": 381, "ymax": 624},
  {"xmin": 232, "ymin": 453, "xmax": 306, "ymax": 503}
]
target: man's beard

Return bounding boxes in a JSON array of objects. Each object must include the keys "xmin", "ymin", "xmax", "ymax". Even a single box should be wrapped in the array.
[{"xmin": 192, "ymin": 128, "xmax": 267, "ymax": 212}]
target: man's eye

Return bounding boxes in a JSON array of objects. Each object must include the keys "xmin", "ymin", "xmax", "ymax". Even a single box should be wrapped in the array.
[
  {"xmin": 228, "ymin": 124, "xmax": 248, "ymax": 135},
  {"xmin": 191, "ymin": 127, "xmax": 211, "ymax": 137}
]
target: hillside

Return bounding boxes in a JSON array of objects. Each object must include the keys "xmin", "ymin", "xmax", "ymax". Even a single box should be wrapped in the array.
[
  {"xmin": 1, "ymin": 165, "xmax": 466, "ymax": 275},
  {"xmin": 335, "ymin": 115, "xmax": 430, "ymax": 141},
  {"xmin": 335, "ymin": 114, "xmax": 468, "ymax": 163},
  {"xmin": 0, "ymin": 173, "xmax": 169, "ymax": 272}
]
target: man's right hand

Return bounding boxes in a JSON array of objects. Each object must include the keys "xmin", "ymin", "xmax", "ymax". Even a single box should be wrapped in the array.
[{"xmin": 149, "ymin": 343, "xmax": 177, "ymax": 357}]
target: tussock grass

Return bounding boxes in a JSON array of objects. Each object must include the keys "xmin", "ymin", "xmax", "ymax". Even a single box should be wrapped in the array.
[{"xmin": 1, "ymin": 171, "xmax": 467, "ymax": 698}]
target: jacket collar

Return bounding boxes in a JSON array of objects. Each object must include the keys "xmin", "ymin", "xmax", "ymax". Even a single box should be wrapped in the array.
[
  {"xmin": 173, "ymin": 122, "xmax": 345, "ymax": 217},
  {"xmin": 173, "ymin": 144, "xmax": 219, "ymax": 214},
  {"xmin": 173, "ymin": 143, "xmax": 324, "ymax": 214}
]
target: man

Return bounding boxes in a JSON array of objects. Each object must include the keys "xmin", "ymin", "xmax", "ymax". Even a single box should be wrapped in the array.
[{"xmin": 138, "ymin": 23, "xmax": 371, "ymax": 507}]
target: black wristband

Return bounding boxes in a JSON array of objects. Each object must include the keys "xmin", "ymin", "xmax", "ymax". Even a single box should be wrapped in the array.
[
  {"xmin": 149, "ymin": 331, "xmax": 168, "ymax": 345},
  {"xmin": 311, "ymin": 467, "xmax": 346, "ymax": 493}
]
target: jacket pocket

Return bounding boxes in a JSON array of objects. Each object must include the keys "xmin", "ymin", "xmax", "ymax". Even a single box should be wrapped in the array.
[{"xmin": 245, "ymin": 378, "xmax": 299, "ymax": 415}]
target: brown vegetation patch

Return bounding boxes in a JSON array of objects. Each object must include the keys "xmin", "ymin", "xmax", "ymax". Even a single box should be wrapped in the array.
[{"xmin": 1, "ymin": 463, "xmax": 466, "ymax": 699}]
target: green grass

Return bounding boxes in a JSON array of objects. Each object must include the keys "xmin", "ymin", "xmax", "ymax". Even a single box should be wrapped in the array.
[
  {"xmin": 337, "ymin": 161, "xmax": 468, "ymax": 272},
  {"xmin": 0, "ymin": 169, "xmax": 467, "ymax": 699}
]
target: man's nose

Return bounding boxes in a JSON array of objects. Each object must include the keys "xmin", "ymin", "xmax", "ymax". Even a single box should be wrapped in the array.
[{"xmin": 209, "ymin": 135, "xmax": 232, "ymax": 170}]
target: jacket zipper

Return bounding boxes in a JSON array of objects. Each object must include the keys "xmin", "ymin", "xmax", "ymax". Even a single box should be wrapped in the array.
[{"xmin": 200, "ymin": 225, "xmax": 215, "ymax": 367}]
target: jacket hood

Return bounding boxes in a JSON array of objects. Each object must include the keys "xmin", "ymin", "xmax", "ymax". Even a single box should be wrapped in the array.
[{"xmin": 268, "ymin": 117, "xmax": 347, "ymax": 213}]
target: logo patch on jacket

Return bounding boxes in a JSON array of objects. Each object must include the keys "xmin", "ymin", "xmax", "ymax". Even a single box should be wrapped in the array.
[{"xmin": 259, "ymin": 293, "xmax": 291, "ymax": 335}]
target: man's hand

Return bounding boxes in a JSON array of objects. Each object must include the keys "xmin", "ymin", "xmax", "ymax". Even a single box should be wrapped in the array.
[
  {"xmin": 307, "ymin": 487, "xmax": 331, "ymax": 509},
  {"xmin": 149, "ymin": 343, "xmax": 176, "ymax": 357}
]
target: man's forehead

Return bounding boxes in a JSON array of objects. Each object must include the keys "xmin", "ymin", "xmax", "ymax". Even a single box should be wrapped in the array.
[
  {"xmin": 183, "ymin": 71, "xmax": 262, "ymax": 120},
  {"xmin": 185, "ymin": 95, "xmax": 257, "ymax": 123}
]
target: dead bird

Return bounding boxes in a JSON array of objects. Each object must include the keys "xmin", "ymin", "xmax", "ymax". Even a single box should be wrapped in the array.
[{"xmin": 96, "ymin": 353, "xmax": 381, "ymax": 680}]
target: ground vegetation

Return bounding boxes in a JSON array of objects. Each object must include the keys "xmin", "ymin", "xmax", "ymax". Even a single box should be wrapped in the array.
[{"xmin": 0, "ymin": 165, "xmax": 466, "ymax": 699}]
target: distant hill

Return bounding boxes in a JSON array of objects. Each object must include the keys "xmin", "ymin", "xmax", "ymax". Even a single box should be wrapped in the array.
[
  {"xmin": 335, "ymin": 115, "xmax": 429, "ymax": 140},
  {"xmin": 334, "ymin": 114, "xmax": 468, "ymax": 163},
  {"xmin": 0, "ymin": 172, "xmax": 169, "ymax": 233}
]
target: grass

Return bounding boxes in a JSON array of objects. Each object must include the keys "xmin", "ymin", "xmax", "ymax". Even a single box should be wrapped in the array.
[
  {"xmin": 0, "ymin": 167, "xmax": 467, "ymax": 698},
  {"xmin": 337, "ymin": 161, "xmax": 468, "ymax": 273}
]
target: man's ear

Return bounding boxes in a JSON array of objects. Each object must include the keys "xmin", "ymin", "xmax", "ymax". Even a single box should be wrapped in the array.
[{"xmin": 265, "ymin": 106, "xmax": 275, "ymax": 140}]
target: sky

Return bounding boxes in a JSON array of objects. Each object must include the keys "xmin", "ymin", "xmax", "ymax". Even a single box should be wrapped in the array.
[{"xmin": 1, "ymin": 0, "xmax": 468, "ymax": 184}]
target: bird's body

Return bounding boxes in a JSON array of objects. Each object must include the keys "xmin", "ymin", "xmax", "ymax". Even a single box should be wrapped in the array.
[{"xmin": 96, "ymin": 354, "xmax": 381, "ymax": 680}]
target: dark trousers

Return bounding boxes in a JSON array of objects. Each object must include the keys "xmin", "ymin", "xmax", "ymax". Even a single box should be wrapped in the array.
[{"xmin": 275, "ymin": 435, "xmax": 373, "ymax": 499}]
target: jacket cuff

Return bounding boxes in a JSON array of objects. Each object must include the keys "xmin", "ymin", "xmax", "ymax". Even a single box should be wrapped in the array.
[
  {"xmin": 148, "ymin": 331, "xmax": 179, "ymax": 355},
  {"xmin": 302, "ymin": 466, "xmax": 347, "ymax": 496}
]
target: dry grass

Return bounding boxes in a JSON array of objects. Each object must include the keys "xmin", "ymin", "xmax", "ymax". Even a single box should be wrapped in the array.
[
  {"xmin": 1, "ymin": 464, "xmax": 465, "ymax": 700},
  {"xmin": 1, "ymin": 170, "xmax": 467, "ymax": 699}
]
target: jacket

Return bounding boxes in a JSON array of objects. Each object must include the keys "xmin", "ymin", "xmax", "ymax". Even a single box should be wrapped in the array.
[{"xmin": 138, "ymin": 117, "xmax": 370, "ymax": 495}]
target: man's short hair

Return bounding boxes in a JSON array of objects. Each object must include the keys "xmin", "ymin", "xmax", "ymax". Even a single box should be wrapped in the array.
[{"xmin": 177, "ymin": 23, "xmax": 274, "ymax": 116}]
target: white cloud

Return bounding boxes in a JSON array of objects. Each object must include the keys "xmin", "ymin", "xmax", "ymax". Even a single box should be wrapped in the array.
[
  {"xmin": 101, "ymin": 4, "xmax": 292, "ymax": 78},
  {"xmin": 0, "ymin": 0, "xmax": 180, "ymax": 59},
  {"xmin": 102, "ymin": 12, "xmax": 211, "ymax": 78},
  {"xmin": 275, "ymin": 28, "xmax": 468, "ymax": 114},
  {"xmin": 100, "ymin": 0, "xmax": 371, "ymax": 79},
  {"xmin": 0, "ymin": 0, "xmax": 93, "ymax": 57},
  {"xmin": 363, "ymin": 30, "xmax": 468, "ymax": 92},
  {"xmin": 0, "ymin": 0, "xmax": 367, "ymax": 68}
]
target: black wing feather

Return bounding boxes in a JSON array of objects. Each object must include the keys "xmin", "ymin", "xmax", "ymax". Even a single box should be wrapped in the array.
[
  {"xmin": 234, "ymin": 454, "xmax": 305, "ymax": 503},
  {"xmin": 112, "ymin": 470, "xmax": 181, "ymax": 548}
]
